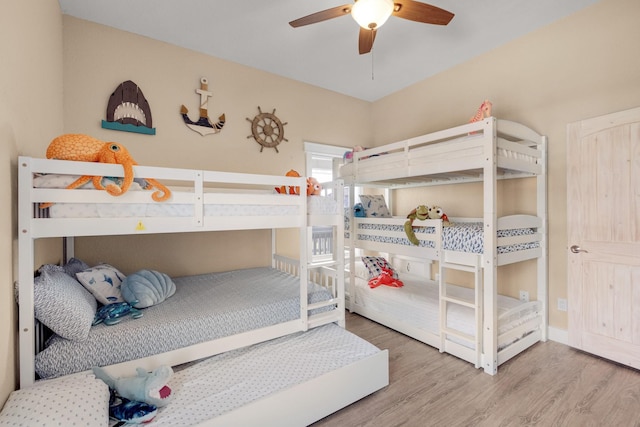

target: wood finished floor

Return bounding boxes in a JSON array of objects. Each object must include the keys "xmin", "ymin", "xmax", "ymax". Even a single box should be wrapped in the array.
[{"xmin": 312, "ymin": 312, "xmax": 640, "ymax": 427}]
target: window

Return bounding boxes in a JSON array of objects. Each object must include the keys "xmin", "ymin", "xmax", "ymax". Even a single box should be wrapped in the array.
[{"xmin": 304, "ymin": 142, "xmax": 349, "ymax": 261}]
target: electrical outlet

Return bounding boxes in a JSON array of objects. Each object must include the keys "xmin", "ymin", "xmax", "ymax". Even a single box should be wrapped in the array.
[
  {"xmin": 519, "ymin": 290, "xmax": 529, "ymax": 302},
  {"xmin": 558, "ymin": 298, "xmax": 568, "ymax": 312}
]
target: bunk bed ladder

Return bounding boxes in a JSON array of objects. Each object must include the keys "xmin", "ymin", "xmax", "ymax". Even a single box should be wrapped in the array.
[{"xmin": 439, "ymin": 255, "xmax": 483, "ymax": 368}]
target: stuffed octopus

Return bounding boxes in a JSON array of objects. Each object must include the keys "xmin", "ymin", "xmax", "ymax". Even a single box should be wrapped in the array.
[
  {"xmin": 93, "ymin": 301, "xmax": 143, "ymax": 326},
  {"xmin": 40, "ymin": 134, "xmax": 171, "ymax": 208}
]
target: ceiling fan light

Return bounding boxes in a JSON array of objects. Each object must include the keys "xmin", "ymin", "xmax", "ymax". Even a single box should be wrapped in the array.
[{"xmin": 351, "ymin": 0, "xmax": 394, "ymax": 30}]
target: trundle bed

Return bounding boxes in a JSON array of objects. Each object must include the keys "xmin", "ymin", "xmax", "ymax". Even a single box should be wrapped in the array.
[
  {"xmin": 16, "ymin": 156, "xmax": 388, "ymax": 425},
  {"xmin": 341, "ymin": 117, "xmax": 548, "ymax": 375}
]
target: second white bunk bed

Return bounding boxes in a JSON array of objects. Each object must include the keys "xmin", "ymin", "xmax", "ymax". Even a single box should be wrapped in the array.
[
  {"xmin": 341, "ymin": 117, "xmax": 548, "ymax": 375},
  {"xmin": 17, "ymin": 156, "xmax": 388, "ymax": 425}
]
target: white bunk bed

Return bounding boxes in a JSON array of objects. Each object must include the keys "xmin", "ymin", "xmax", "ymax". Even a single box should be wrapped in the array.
[
  {"xmin": 340, "ymin": 117, "xmax": 547, "ymax": 375},
  {"xmin": 16, "ymin": 156, "xmax": 388, "ymax": 424}
]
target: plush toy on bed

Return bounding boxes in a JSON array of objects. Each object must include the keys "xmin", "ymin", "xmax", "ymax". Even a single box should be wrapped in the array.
[
  {"xmin": 92, "ymin": 301, "xmax": 143, "ymax": 326},
  {"xmin": 343, "ymin": 145, "xmax": 365, "ymax": 162},
  {"xmin": 469, "ymin": 100, "xmax": 492, "ymax": 124},
  {"xmin": 275, "ymin": 169, "xmax": 302, "ymax": 195},
  {"xmin": 428, "ymin": 205, "xmax": 451, "ymax": 226},
  {"xmin": 94, "ymin": 365, "xmax": 173, "ymax": 424},
  {"xmin": 39, "ymin": 134, "xmax": 171, "ymax": 209},
  {"xmin": 368, "ymin": 266, "xmax": 404, "ymax": 289},
  {"xmin": 93, "ymin": 365, "xmax": 174, "ymax": 408},
  {"xmin": 404, "ymin": 205, "xmax": 429, "ymax": 245},
  {"xmin": 108, "ymin": 389, "xmax": 158, "ymax": 424},
  {"xmin": 306, "ymin": 177, "xmax": 322, "ymax": 196}
]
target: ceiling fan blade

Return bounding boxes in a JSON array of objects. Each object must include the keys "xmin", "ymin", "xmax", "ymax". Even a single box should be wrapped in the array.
[
  {"xmin": 392, "ymin": 1, "xmax": 454, "ymax": 25},
  {"xmin": 358, "ymin": 27, "xmax": 376, "ymax": 55},
  {"xmin": 289, "ymin": 5, "xmax": 352, "ymax": 28}
]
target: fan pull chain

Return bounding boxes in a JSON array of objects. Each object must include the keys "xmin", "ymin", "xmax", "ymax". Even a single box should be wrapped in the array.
[{"xmin": 371, "ymin": 50, "xmax": 375, "ymax": 81}]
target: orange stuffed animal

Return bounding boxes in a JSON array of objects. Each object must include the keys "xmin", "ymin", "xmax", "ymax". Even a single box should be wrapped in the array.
[
  {"xmin": 275, "ymin": 169, "xmax": 301, "ymax": 195},
  {"xmin": 306, "ymin": 177, "xmax": 322, "ymax": 196},
  {"xmin": 40, "ymin": 134, "xmax": 171, "ymax": 208}
]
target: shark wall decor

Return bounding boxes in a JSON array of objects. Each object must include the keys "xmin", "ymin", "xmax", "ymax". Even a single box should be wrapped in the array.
[
  {"xmin": 180, "ymin": 77, "xmax": 226, "ymax": 136},
  {"xmin": 101, "ymin": 80, "xmax": 156, "ymax": 135}
]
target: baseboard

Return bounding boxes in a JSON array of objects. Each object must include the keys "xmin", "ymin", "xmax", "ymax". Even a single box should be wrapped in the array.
[{"xmin": 548, "ymin": 326, "xmax": 568, "ymax": 345}]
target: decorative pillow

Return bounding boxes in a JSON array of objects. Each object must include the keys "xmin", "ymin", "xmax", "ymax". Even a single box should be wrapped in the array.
[
  {"xmin": 0, "ymin": 373, "xmax": 109, "ymax": 426},
  {"xmin": 359, "ymin": 195, "xmax": 391, "ymax": 218},
  {"xmin": 76, "ymin": 264, "xmax": 126, "ymax": 305},
  {"xmin": 33, "ymin": 265, "xmax": 97, "ymax": 341},
  {"xmin": 361, "ymin": 256, "xmax": 399, "ymax": 279},
  {"xmin": 121, "ymin": 269, "xmax": 176, "ymax": 308}
]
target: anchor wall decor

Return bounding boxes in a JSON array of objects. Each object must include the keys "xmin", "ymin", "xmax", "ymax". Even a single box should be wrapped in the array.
[{"xmin": 180, "ymin": 77, "xmax": 226, "ymax": 136}]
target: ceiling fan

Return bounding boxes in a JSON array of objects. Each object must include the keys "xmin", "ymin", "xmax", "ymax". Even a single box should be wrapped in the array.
[{"xmin": 289, "ymin": 0, "xmax": 454, "ymax": 55}]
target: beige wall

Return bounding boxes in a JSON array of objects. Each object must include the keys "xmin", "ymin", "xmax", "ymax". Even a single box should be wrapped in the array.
[
  {"xmin": 62, "ymin": 16, "xmax": 373, "ymax": 275},
  {"xmin": 1, "ymin": 0, "xmax": 64, "ymax": 402},
  {"xmin": 371, "ymin": 0, "xmax": 640, "ymax": 330}
]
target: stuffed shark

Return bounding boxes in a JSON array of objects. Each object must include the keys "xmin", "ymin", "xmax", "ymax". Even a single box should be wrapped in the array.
[{"xmin": 93, "ymin": 365, "xmax": 174, "ymax": 408}]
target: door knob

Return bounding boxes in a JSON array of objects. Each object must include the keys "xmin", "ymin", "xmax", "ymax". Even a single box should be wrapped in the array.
[{"xmin": 570, "ymin": 245, "xmax": 588, "ymax": 254}]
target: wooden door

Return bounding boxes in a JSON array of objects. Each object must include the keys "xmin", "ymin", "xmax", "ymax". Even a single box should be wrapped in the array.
[{"xmin": 567, "ymin": 106, "xmax": 640, "ymax": 369}]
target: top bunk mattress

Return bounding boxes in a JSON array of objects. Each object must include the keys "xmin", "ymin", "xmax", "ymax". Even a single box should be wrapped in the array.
[
  {"xmin": 33, "ymin": 174, "xmax": 340, "ymax": 218},
  {"xmin": 339, "ymin": 118, "xmax": 545, "ymax": 186},
  {"xmin": 35, "ymin": 267, "xmax": 333, "ymax": 379}
]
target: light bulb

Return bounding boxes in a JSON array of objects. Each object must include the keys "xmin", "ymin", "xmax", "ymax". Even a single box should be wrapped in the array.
[{"xmin": 351, "ymin": 0, "xmax": 394, "ymax": 30}]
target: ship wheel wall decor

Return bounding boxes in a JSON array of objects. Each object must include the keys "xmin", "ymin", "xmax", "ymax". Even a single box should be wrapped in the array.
[{"xmin": 246, "ymin": 107, "xmax": 288, "ymax": 152}]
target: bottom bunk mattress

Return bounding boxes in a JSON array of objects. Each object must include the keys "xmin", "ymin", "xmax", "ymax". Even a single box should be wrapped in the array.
[
  {"xmin": 352, "ymin": 275, "xmax": 541, "ymax": 350},
  {"xmin": 145, "ymin": 323, "xmax": 386, "ymax": 426},
  {"xmin": 36, "ymin": 267, "xmax": 333, "ymax": 379}
]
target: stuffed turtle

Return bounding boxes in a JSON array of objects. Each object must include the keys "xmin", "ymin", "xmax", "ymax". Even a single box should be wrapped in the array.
[
  {"xmin": 93, "ymin": 301, "xmax": 143, "ymax": 326},
  {"xmin": 404, "ymin": 205, "xmax": 429, "ymax": 246}
]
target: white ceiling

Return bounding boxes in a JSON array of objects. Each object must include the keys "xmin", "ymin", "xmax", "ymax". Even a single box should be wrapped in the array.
[{"xmin": 59, "ymin": 0, "xmax": 599, "ymax": 102}]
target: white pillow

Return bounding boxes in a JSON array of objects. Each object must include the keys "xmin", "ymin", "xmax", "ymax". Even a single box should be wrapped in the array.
[
  {"xmin": 359, "ymin": 195, "xmax": 391, "ymax": 218},
  {"xmin": 0, "ymin": 374, "xmax": 109, "ymax": 426},
  {"xmin": 76, "ymin": 263, "xmax": 126, "ymax": 305}
]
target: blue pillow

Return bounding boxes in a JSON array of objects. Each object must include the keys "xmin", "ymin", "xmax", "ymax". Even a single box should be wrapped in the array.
[{"xmin": 121, "ymin": 270, "xmax": 176, "ymax": 309}]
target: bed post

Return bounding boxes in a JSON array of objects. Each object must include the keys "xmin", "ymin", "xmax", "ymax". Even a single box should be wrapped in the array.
[
  {"xmin": 300, "ymin": 188, "xmax": 309, "ymax": 332},
  {"xmin": 18, "ymin": 157, "xmax": 36, "ymax": 387},
  {"xmin": 347, "ymin": 183, "xmax": 356, "ymax": 312},
  {"xmin": 482, "ymin": 118, "xmax": 498, "ymax": 375},
  {"xmin": 538, "ymin": 134, "xmax": 548, "ymax": 341}
]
